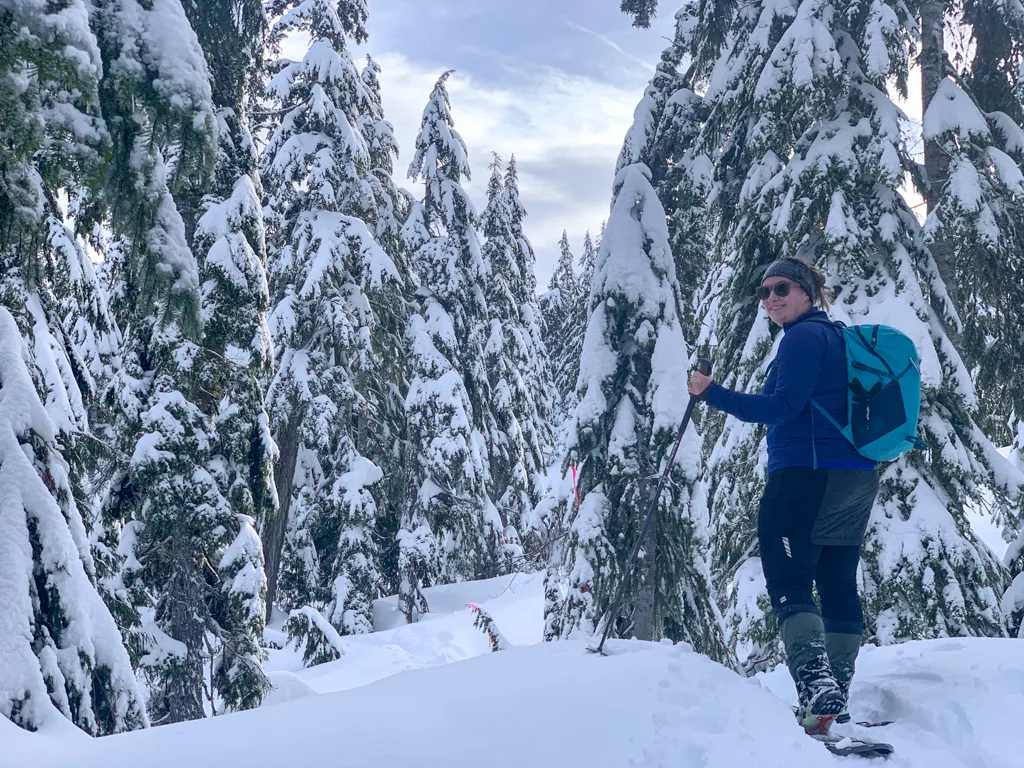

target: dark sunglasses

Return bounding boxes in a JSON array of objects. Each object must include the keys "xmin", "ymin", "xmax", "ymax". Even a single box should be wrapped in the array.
[{"xmin": 757, "ymin": 282, "xmax": 792, "ymax": 301}]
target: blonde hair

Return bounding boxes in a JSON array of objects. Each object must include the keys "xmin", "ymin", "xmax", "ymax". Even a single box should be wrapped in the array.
[{"xmin": 808, "ymin": 264, "xmax": 834, "ymax": 311}]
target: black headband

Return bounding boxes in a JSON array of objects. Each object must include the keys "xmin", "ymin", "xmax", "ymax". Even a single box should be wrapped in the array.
[{"xmin": 762, "ymin": 258, "xmax": 816, "ymax": 301}]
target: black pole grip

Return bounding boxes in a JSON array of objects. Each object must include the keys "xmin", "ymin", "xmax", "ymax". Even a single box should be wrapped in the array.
[{"xmin": 695, "ymin": 357, "xmax": 713, "ymax": 377}]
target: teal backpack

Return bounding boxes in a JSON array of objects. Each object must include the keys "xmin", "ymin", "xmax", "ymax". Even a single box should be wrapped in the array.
[{"xmin": 805, "ymin": 318, "xmax": 927, "ymax": 462}]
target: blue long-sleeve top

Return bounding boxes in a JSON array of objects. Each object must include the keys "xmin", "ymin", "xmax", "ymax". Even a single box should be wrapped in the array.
[{"xmin": 704, "ymin": 308, "xmax": 876, "ymax": 473}]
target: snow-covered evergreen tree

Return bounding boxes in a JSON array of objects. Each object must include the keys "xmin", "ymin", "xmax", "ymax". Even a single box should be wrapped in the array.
[
  {"xmin": 261, "ymin": 0, "xmax": 397, "ymax": 655},
  {"xmin": 480, "ymin": 155, "xmax": 535, "ymax": 546},
  {"xmin": 0, "ymin": 307, "xmax": 147, "ymax": 734},
  {"xmin": 0, "ymin": 0, "xmax": 124, "ymax": 554},
  {"xmin": 501, "ymin": 156, "xmax": 554, "ymax": 483},
  {"xmin": 488, "ymin": 155, "xmax": 556, "ymax": 567},
  {"xmin": 545, "ymin": 163, "xmax": 727, "ymax": 660},
  {"xmin": 358, "ymin": 54, "xmax": 412, "ymax": 270},
  {"xmin": 503, "ymin": 157, "xmax": 535, "ymax": 304},
  {"xmin": 917, "ymin": 3, "xmax": 1024, "ymax": 638},
  {"xmin": 398, "ymin": 72, "xmax": 505, "ymax": 621},
  {"xmin": 87, "ymin": 0, "xmax": 270, "ymax": 724},
  {"xmin": 0, "ymin": 7, "xmax": 148, "ymax": 730},
  {"xmin": 551, "ymin": 231, "xmax": 578, "ymax": 301},
  {"xmin": 543, "ymin": 231, "xmax": 579, "ymax": 407},
  {"xmin": 920, "ymin": 1, "xmax": 1024, "ymax": 448},
  {"xmin": 560, "ymin": 231, "xmax": 597, "ymax": 413},
  {"xmin": 0, "ymin": 0, "xmax": 120, "ymax": 487},
  {"xmin": 183, "ymin": 0, "xmax": 275, "ymax": 711},
  {"xmin": 617, "ymin": 10, "xmax": 714, "ymax": 332},
  {"xmin": 356, "ymin": 53, "xmax": 416, "ymax": 597}
]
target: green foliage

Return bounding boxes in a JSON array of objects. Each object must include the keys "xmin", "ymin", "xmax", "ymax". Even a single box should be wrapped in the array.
[{"xmin": 619, "ymin": 0, "xmax": 660, "ymax": 29}]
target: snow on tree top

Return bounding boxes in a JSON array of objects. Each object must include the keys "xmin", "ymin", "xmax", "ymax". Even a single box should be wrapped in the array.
[
  {"xmin": 294, "ymin": 212, "xmax": 399, "ymax": 297},
  {"xmin": 408, "ymin": 72, "xmax": 471, "ymax": 186},
  {"xmin": 303, "ymin": 39, "xmax": 364, "ymax": 92},
  {"xmin": 271, "ymin": 0, "xmax": 368, "ymax": 45},
  {"xmin": 591, "ymin": 164, "xmax": 676, "ymax": 309}
]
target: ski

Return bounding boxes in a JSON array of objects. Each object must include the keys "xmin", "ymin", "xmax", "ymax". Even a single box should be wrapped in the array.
[
  {"xmin": 801, "ymin": 715, "xmax": 894, "ymax": 758},
  {"xmin": 821, "ymin": 737, "xmax": 894, "ymax": 759}
]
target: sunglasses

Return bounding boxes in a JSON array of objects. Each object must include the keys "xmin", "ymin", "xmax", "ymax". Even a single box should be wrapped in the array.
[{"xmin": 757, "ymin": 282, "xmax": 793, "ymax": 301}]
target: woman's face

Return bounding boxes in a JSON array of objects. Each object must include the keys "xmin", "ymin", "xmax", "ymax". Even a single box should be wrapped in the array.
[{"xmin": 760, "ymin": 276, "xmax": 812, "ymax": 326}]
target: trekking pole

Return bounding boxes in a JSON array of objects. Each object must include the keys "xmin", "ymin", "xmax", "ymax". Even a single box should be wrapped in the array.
[{"xmin": 588, "ymin": 357, "xmax": 712, "ymax": 656}]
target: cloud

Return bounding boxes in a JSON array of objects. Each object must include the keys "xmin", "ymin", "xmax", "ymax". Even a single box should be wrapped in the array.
[
  {"xmin": 564, "ymin": 21, "xmax": 655, "ymax": 73},
  {"xmin": 371, "ymin": 53, "xmax": 643, "ymax": 283}
]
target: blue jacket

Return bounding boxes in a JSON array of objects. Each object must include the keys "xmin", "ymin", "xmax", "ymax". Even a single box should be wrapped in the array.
[{"xmin": 704, "ymin": 308, "xmax": 876, "ymax": 474}]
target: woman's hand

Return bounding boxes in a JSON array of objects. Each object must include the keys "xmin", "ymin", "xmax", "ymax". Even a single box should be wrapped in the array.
[{"xmin": 688, "ymin": 370, "xmax": 714, "ymax": 398}]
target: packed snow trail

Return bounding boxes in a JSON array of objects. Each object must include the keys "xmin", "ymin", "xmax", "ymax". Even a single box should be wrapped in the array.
[{"xmin": 7, "ymin": 574, "xmax": 1024, "ymax": 767}]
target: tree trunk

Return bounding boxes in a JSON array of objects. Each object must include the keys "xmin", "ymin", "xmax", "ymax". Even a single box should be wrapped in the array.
[
  {"xmin": 150, "ymin": 536, "xmax": 208, "ymax": 724},
  {"xmin": 921, "ymin": 0, "xmax": 957, "ymax": 312},
  {"xmin": 631, "ymin": 476, "xmax": 658, "ymax": 642},
  {"xmin": 262, "ymin": 409, "xmax": 301, "ymax": 621}
]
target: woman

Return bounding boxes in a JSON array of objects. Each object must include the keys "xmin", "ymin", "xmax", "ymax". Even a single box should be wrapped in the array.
[{"xmin": 688, "ymin": 257, "xmax": 879, "ymax": 737}]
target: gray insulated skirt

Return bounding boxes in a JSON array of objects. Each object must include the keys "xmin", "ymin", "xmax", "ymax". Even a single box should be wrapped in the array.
[{"xmin": 757, "ymin": 466, "xmax": 880, "ymax": 547}]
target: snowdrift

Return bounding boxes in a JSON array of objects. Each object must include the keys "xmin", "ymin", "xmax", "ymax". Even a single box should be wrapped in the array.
[
  {"xmin": 15, "ymin": 639, "xmax": 835, "ymax": 768},
  {"xmin": 8, "ymin": 574, "xmax": 1024, "ymax": 768}
]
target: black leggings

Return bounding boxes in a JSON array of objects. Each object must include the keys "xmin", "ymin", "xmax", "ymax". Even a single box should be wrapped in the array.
[{"xmin": 758, "ymin": 466, "xmax": 879, "ymax": 635}]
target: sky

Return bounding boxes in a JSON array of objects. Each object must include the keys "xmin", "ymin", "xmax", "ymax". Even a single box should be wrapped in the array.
[
  {"xmin": 285, "ymin": 1, "xmax": 677, "ymax": 285},
  {"xmin": 278, "ymin": 2, "xmax": 929, "ymax": 286}
]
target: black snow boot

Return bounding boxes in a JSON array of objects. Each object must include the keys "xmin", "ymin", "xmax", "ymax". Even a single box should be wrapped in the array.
[
  {"xmin": 825, "ymin": 631, "xmax": 861, "ymax": 723},
  {"xmin": 782, "ymin": 613, "xmax": 846, "ymax": 736}
]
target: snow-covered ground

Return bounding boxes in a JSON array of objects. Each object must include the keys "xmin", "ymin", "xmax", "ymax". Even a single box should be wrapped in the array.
[{"xmin": 8, "ymin": 572, "xmax": 1023, "ymax": 767}]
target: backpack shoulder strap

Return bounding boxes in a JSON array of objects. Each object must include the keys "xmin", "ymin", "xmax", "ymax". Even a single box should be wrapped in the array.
[
  {"xmin": 764, "ymin": 317, "xmax": 843, "ymax": 377},
  {"xmin": 791, "ymin": 315, "xmax": 845, "ymax": 334},
  {"xmin": 811, "ymin": 399, "xmax": 845, "ymax": 433}
]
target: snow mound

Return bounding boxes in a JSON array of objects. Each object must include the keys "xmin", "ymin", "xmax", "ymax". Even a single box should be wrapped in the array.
[
  {"xmin": 18, "ymin": 639, "xmax": 836, "ymax": 768},
  {"xmin": 262, "ymin": 572, "xmax": 544, "ymax": 694},
  {"xmin": 9, "ymin": 570, "xmax": 1024, "ymax": 768},
  {"xmin": 262, "ymin": 671, "xmax": 318, "ymax": 707}
]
